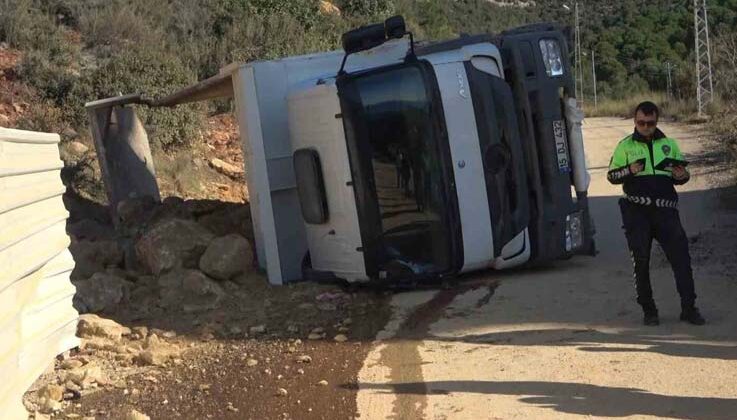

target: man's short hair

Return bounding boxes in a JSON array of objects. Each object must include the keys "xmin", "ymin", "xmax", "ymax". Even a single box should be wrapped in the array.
[{"xmin": 634, "ymin": 101, "xmax": 659, "ymax": 119}]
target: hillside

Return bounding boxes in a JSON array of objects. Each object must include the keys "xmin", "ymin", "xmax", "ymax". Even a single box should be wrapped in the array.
[{"xmin": 1, "ymin": 0, "xmax": 736, "ymax": 202}]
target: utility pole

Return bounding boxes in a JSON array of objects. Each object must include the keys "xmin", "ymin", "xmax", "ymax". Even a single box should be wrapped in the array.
[
  {"xmin": 665, "ymin": 61, "xmax": 673, "ymax": 100},
  {"xmin": 591, "ymin": 49, "xmax": 597, "ymax": 108},
  {"xmin": 694, "ymin": 0, "xmax": 714, "ymax": 116},
  {"xmin": 574, "ymin": 2, "xmax": 584, "ymax": 111}
]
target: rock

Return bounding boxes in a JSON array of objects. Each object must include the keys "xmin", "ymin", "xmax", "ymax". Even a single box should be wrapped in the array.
[
  {"xmin": 69, "ymin": 239, "xmax": 123, "ymax": 280},
  {"xmin": 209, "ymin": 158, "xmax": 244, "ymax": 178},
  {"xmin": 342, "ymin": 318, "xmax": 353, "ymax": 326},
  {"xmin": 124, "ymin": 409, "xmax": 150, "ymax": 420},
  {"xmin": 66, "ymin": 219, "xmax": 115, "ymax": 241},
  {"xmin": 276, "ymin": 388, "xmax": 288, "ymax": 397},
  {"xmin": 197, "ymin": 205, "xmax": 252, "ymax": 238},
  {"xmin": 135, "ymin": 334, "xmax": 182, "ymax": 366},
  {"xmin": 316, "ymin": 380, "xmax": 329, "ymax": 386},
  {"xmin": 307, "ymin": 333, "xmax": 325, "ymax": 340},
  {"xmin": 226, "ymin": 402, "xmax": 238, "ymax": 412},
  {"xmin": 67, "ymin": 140, "xmax": 87, "ymax": 154},
  {"xmin": 338, "ymin": 326, "xmax": 350, "ymax": 333},
  {"xmin": 34, "ymin": 411, "xmax": 51, "ymax": 420},
  {"xmin": 246, "ymin": 358, "xmax": 259, "ymax": 367},
  {"xmin": 38, "ymin": 384, "xmax": 64, "ymax": 402},
  {"xmin": 65, "ymin": 363, "xmax": 104, "ymax": 388},
  {"xmin": 319, "ymin": 1, "xmax": 341, "ymax": 16},
  {"xmin": 295, "ymin": 355, "xmax": 312, "ymax": 363},
  {"xmin": 73, "ymin": 272, "xmax": 131, "ymax": 313},
  {"xmin": 249, "ymin": 325, "xmax": 266, "ymax": 335},
  {"xmin": 311, "ymin": 327, "xmax": 324, "ymax": 334},
  {"xmin": 117, "ymin": 196, "xmax": 157, "ymax": 229},
  {"xmin": 77, "ymin": 314, "xmax": 131, "ymax": 341},
  {"xmin": 315, "ymin": 291, "xmax": 347, "ymax": 301},
  {"xmin": 333, "ymin": 334, "xmax": 348, "ymax": 343},
  {"xmin": 158, "ymin": 269, "xmax": 225, "ymax": 313},
  {"xmin": 199, "ymin": 234, "xmax": 253, "ymax": 280},
  {"xmin": 38, "ymin": 397, "xmax": 61, "ymax": 414},
  {"xmin": 297, "ymin": 368, "xmax": 305, "ymax": 375},
  {"xmin": 287, "ymin": 325, "xmax": 299, "ymax": 333},
  {"xmin": 61, "ymin": 359, "xmax": 84, "ymax": 370},
  {"xmin": 135, "ymin": 218, "xmax": 214, "ymax": 275},
  {"xmin": 317, "ymin": 302, "xmax": 337, "ymax": 311},
  {"xmin": 131, "ymin": 326, "xmax": 148, "ymax": 340}
]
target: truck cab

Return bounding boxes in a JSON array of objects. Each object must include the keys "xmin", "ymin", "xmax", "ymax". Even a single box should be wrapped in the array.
[{"xmin": 289, "ymin": 18, "xmax": 594, "ymax": 283}]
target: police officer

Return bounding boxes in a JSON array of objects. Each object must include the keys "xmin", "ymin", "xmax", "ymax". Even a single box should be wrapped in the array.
[{"xmin": 607, "ymin": 101, "xmax": 705, "ymax": 326}]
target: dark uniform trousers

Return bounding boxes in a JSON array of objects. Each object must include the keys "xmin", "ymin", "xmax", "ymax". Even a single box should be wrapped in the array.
[{"xmin": 618, "ymin": 199, "xmax": 697, "ymax": 310}]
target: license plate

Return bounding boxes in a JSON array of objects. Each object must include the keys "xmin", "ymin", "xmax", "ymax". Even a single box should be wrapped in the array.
[{"xmin": 552, "ymin": 120, "xmax": 571, "ymax": 173}]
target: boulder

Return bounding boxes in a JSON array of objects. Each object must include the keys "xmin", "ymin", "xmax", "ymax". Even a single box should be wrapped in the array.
[
  {"xmin": 116, "ymin": 196, "xmax": 157, "ymax": 229},
  {"xmin": 158, "ymin": 269, "xmax": 225, "ymax": 313},
  {"xmin": 135, "ymin": 218, "xmax": 214, "ymax": 275},
  {"xmin": 199, "ymin": 234, "xmax": 253, "ymax": 281},
  {"xmin": 66, "ymin": 219, "xmax": 115, "ymax": 241},
  {"xmin": 69, "ymin": 239, "xmax": 123, "ymax": 280},
  {"xmin": 73, "ymin": 272, "xmax": 131, "ymax": 313},
  {"xmin": 77, "ymin": 314, "xmax": 131, "ymax": 341},
  {"xmin": 197, "ymin": 204, "xmax": 252, "ymax": 238}
]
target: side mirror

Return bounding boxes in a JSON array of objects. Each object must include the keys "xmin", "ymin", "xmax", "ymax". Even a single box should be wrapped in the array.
[
  {"xmin": 384, "ymin": 15, "xmax": 406, "ymax": 39},
  {"xmin": 338, "ymin": 15, "xmax": 414, "ymax": 75},
  {"xmin": 342, "ymin": 23, "xmax": 386, "ymax": 55}
]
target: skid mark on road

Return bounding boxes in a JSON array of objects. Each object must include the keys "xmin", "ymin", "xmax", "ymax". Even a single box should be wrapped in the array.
[{"xmin": 379, "ymin": 280, "xmax": 498, "ymax": 419}]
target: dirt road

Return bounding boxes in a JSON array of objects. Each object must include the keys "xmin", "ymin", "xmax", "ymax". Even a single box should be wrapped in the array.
[{"xmin": 355, "ymin": 117, "xmax": 737, "ymax": 419}]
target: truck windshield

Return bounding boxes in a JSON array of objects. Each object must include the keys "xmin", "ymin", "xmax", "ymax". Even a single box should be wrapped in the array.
[{"xmin": 340, "ymin": 64, "xmax": 454, "ymax": 278}]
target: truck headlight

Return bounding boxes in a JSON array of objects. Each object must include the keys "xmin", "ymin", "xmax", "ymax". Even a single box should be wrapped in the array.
[
  {"xmin": 565, "ymin": 212, "xmax": 584, "ymax": 251},
  {"xmin": 539, "ymin": 39, "xmax": 564, "ymax": 77}
]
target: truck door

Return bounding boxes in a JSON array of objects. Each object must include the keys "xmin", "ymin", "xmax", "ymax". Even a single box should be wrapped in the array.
[
  {"xmin": 337, "ymin": 61, "xmax": 463, "ymax": 281},
  {"xmin": 464, "ymin": 59, "xmax": 530, "ymax": 258}
]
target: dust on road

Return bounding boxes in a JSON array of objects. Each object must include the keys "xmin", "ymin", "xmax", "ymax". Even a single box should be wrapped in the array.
[{"xmin": 356, "ymin": 117, "xmax": 737, "ymax": 420}]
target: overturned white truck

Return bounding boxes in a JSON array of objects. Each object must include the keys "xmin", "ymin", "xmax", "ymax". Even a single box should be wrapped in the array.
[{"xmin": 86, "ymin": 17, "xmax": 595, "ymax": 286}]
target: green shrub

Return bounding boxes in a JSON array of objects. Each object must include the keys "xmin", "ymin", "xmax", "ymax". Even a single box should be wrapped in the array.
[
  {"xmin": 339, "ymin": 0, "xmax": 395, "ymax": 18},
  {"xmin": 15, "ymin": 101, "xmax": 66, "ymax": 133},
  {"xmin": 17, "ymin": 50, "xmax": 76, "ymax": 105},
  {"xmin": 68, "ymin": 47, "xmax": 203, "ymax": 151}
]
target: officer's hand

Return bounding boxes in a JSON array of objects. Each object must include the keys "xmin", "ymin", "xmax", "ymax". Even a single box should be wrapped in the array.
[
  {"xmin": 629, "ymin": 161, "xmax": 645, "ymax": 174},
  {"xmin": 672, "ymin": 165, "xmax": 688, "ymax": 180}
]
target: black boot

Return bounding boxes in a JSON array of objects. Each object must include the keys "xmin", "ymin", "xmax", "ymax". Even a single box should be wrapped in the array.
[
  {"xmin": 643, "ymin": 307, "xmax": 659, "ymax": 326},
  {"xmin": 680, "ymin": 306, "xmax": 706, "ymax": 325}
]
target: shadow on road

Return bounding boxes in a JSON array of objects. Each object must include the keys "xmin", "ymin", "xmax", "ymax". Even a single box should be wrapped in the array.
[
  {"xmin": 353, "ymin": 380, "xmax": 737, "ymax": 420},
  {"xmin": 426, "ymin": 328, "xmax": 737, "ymax": 361}
]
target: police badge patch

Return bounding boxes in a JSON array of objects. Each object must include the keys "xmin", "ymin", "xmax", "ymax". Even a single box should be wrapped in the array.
[{"xmin": 662, "ymin": 144, "xmax": 671, "ymax": 156}]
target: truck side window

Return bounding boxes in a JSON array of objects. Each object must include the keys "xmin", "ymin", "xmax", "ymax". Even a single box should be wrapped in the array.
[{"xmin": 293, "ymin": 148, "xmax": 329, "ymax": 224}]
